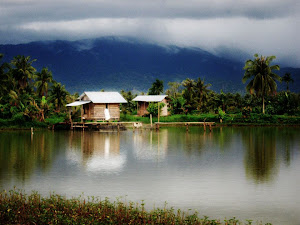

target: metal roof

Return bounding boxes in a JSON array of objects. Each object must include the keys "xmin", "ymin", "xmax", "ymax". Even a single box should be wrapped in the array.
[
  {"xmin": 78, "ymin": 92, "xmax": 127, "ymax": 103},
  {"xmin": 132, "ymin": 95, "xmax": 167, "ymax": 102},
  {"xmin": 66, "ymin": 101, "xmax": 91, "ymax": 107}
]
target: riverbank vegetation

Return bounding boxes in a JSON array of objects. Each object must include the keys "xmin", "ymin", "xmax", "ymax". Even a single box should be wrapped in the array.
[
  {"xmin": 0, "ymin": 189, "xmax": 270, "ymax": 225},
  {"xmin": 0, "ymin": 54, "xmax": 77, "ymax": 128},
  {"xmin": 0, "ymin": 53, "xmax": 299, "ymax": 128}
]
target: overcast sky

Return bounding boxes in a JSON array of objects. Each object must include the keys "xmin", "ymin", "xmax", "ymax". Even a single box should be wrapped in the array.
[{"xmin": 0, "ymin": 0, "xmax": 299, "ymax": 66}]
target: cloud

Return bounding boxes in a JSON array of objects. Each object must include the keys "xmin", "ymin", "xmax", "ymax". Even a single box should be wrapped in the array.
[{"xmin": 0, "ymin": 0, "xmax": 299, "ymax": 66}]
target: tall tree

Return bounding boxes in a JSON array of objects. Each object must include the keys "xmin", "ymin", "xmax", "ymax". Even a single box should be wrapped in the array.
[
  {"xmin": 148, "ymin": 79, "xmax": 164, "ymax": 95},
  {"xmin": 166, "ymin": 81, "xmax": 182, "ymax": 99},
  {"xmin": 49, "ymin": 82, "xmax": 68, "ymax": 112},
  {"xmin": 242, "ymin": 54, "xmax": 281, "ymax": 114},
  {"xmin": 182, "ymin": 78, "xmax": 196, "ymax": 112},
  {"xmin": 194, "ymin": 78, "xmax": 211, "ymax": 111},
  {"xmin": 281, "ymin": 72, "xmax": 294, "ymax": 91},
  {"xmin": 0, "ymin": 54, "xmax": 11, "ymax": 96},
  {"xmin": 11, "ymin": 55, "xmax": 36, "ymax": 92},
  {"xmin": 35, "ymin": 67, "xmax": 53, "ymax": 97}
]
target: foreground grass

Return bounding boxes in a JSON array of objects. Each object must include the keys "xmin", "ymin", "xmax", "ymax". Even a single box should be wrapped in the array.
[{"xmin": 0, "ymin": 190, "xmax": 270, "ymax": 225}]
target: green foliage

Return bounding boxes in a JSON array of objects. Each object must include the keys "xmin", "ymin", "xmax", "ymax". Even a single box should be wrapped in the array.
[
  {"xmin": 44, "ymin": 115, "xmax": 66, "ymax": 125},
  {"xmin": 0, "ymin": 189, "xmax": 270, "ymax": 225},
  {"xmin": 147, "ymin": 102, "xmax": 165, "ymax": 116},
  {"xmin": 0, "ymin": 53, "xmax": 72, "ymax": 127},
  {"xmin": 148, "ymin": 79, "xmax": 164, "ymax": 95},
  {"xmin": 120, "ymin": 90, "xmax": 137, "ymax": 114},
  {"xmin": 281, "ymin": 72, "xmax": 294, "ymax": 91},
  {"xmin": 49, "ymin": 82, "xmax": 68, "ymax": 112},
  {"xmin": 218, "ymin": 108, "xmax": 226, "ymax": 119},
  {"xmin": 0, "ymin": 52, "xmax": 299, "ymax": 128},
  {"xmin": 243, "ymin": 54, "xmax": 281, "ymax": 114}
]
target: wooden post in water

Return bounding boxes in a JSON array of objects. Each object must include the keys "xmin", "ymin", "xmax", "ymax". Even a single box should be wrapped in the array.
[
  {"xmin": 150, "ymin": 114, "xmax": 153, "ymax": 128},
  {"xmin": 69, "ymin": 107, "xmax": 73, "ymax": 130},
  {"xmin": 209, "ymin": 124, "xmax": 212, "ymax": 132},
  {"xmin": 81, "ymin": 106, "xmax": 83, "ymax": 123},
  {"xmin": 157, "ymin": 102, "xmax": 160, "ymax": 123},
  {"xmin": 185, "ymin": 123, "xmax": 189, "ymax": 131},
  {"xmin": 203, "ymin": 122, "xmax": 206, "ymax": 131}
]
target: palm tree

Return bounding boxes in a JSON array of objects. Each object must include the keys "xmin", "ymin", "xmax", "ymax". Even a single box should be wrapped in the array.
[
  {"xmin": 182, "ymin": 78, "xmax": 196, "ymax": 113},
  {"xmin": 11, "ymin": 55, "xmax": 36, "ymax": 92},
  {"xmin": 0, "ymin": 54, "xmax": 11, "ymax": 96},
  {"xmin": 242, "ymin": 54, "xmax": 281, "ymax": 114},
  {"xmin": 281, "ymin": 72, "xmax": 294, "ymax": 91},
  {"xmin": 166, "ymin": 81, "xmax": 182, "ymax": 99},
  {"xmin": 194, "ymin": 78, "xmax": 211, "ymax": 111},
  {"xmin": 148, "ymin": 79, "xmax": 164, "ymax": 95},
  {"xmin": 35, "ymin": 67, "xmax": 53, "ymax": 97},
  {"xmin": 49, "ymin": 82, "xmax": 68, "ymax": 112}
]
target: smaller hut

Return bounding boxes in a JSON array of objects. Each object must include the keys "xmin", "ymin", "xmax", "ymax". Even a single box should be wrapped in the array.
[
  {"xmin": 132, "ymin": 95, "xmax": 169, "ymax": 116},
  {"xmin": 66, "ymin": 92, "xmax": 127, "ymax": 121}
]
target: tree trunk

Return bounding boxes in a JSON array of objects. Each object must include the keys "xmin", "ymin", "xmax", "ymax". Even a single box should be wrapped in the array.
[{"xmin": 262, "ymin": 96, "xmax": 265, "ymax": 114}]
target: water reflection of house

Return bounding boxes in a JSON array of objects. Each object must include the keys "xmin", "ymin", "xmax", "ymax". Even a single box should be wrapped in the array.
[
  {"xmin": 132, "ymin": 95, "xmax": 169, "ymax": 116},
  {"xmin": 68, "ymin": 132, "xmax": 126, "ymax": 173},
  {"xmin": 132, "ymin": 130, "xmax": 168, "ymax": 161}
]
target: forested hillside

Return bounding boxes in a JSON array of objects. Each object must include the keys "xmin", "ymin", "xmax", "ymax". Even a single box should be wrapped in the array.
[{"xmin": 1, "ymin": 37, "xmax": 298, "ymax": 93}]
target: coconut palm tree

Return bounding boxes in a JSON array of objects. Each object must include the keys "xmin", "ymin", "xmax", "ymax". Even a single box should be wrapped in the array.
[
  {"xmin": 11, "ymin": 55, "xmax": 36, "ymax": 92},
  {"xmin": 148, "ymin": 79, "xmax": 164, "ymax": 95},
  {"xmin": 182, "ymin": 78, "xmax": 196, "ymax": 113},
  {"xmin": 242, "ymin": 54, "xmax": 281, "ymax": 114},
  {"xmin": 194, "ymin": 78, "xmax": 211, "ymax": 111},
  {"xmin": 35, "ymin": 67, "xmax": 53, "ymax": 97},
  {"xmin": 0, "ymin": 54, "xmax": 11, "ymax": 96},
  {"xmin": 49, "ymin": 82, "xmax": 68, "ymax": 112},
  {"xmin": 281, "ymin": 72, "xmax": 294, "ymax": 91}
]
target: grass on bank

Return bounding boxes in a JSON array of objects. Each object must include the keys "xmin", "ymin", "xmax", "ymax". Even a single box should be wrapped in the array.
[
  {"xmin": 0, "ymin": 113, "xmax": 66, "ymax": 129},
  {"xmin": 0, "ymin": 189, "xmax": 270, "ymax": 225},
  {"xmin": 121, "ymin": 113, "xmax": 300, "ymax": 125},
  {"xmin": 1, "ymin": 112, "xmax": 300, "ymax": 129}
]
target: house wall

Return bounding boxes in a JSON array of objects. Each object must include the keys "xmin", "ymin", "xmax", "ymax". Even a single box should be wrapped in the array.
[
  {"xmin": 161, "ymin": 98, "xmax": 169, "ymax": 116},
  {"xmin": 137, "ymin": 99, "xmax": 169, "ymax": 116},
  {"xmin": 83, "ymin": 103, "xmax": 120, "ymax": 121},
  {"xmin": 108, "ymin": 103, "xmax": 120, "ymax": 119},
  {"xmin": 137, "ymin": 102, "xmax": 149, "ymax": 116}
]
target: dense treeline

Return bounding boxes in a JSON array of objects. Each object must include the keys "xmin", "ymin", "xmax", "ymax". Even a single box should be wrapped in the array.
[
  {"xmin": 0, "ymin": 54, "xmax": 78, "ymax": 127},
  {"xmin": 0, "ymin": 53, "xmax": 299, "ymax": 127},
  {"xmin": 120, "ymin": 55, "xmax": 299, "ymax": 118}
]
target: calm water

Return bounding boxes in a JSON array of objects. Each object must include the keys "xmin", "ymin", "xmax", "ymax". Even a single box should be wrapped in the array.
[{"xmin": 0, "ymin": 127, "xmax": 299, "ymax": 224}]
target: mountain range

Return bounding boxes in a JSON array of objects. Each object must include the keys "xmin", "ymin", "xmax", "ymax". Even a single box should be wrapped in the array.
[{"xmin": 0, "ymin": 37, "xmax": 299, "ymax": 94}]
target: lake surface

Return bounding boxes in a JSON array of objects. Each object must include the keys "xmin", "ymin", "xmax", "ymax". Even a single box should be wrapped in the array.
[{"xmin": 0, "ymin": 127, "xmax": 299, "ymax": 224}]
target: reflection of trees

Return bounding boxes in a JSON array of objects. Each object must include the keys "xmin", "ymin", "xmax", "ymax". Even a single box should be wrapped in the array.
[
  {"xmin": 132, "ymin": 129, "xmax": 168, "ymax": 161},
  {"xmin": 276, "ymin": 128, "xmax": 299, "ymax": 167},
  {"xmin": 210, "ymin": 127, "xmax": 236, "ymax": 152},
  {"xmin": 0, "ymin": 131, "xmax": 60, "ymax": 184},
  {"xmin": 167, "ymin": 127, "xmax": 235, "ymax": 157},
  {"xmin": 242, "ymin": 128, "xmax": 277, "ymax": 183}
]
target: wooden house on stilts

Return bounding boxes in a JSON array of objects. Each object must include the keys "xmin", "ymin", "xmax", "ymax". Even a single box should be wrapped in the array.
[
  {"xmin": 132, "ymin": 95, "xmax": 169, "ymax": 117},
  {"xmin": 66, "ymin": 92, "xmax": 127, "ymax": 121}
]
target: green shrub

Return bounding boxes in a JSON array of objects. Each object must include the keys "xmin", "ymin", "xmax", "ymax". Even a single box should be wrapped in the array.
[{"xmin": 11, "ymin": 113, "xmax": 26, "ymax": 124}]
